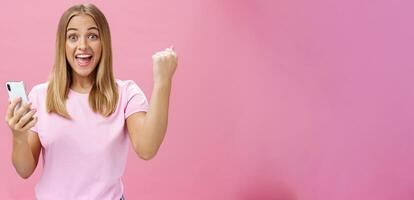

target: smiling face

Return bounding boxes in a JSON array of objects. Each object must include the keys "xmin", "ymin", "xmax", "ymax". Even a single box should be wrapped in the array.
[{"xmin": 65, "ymin": 14, "xmax": 102, "ymax": 80}]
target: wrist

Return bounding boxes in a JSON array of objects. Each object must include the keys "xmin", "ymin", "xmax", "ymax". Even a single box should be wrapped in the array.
[
  {"xmin": 13, "ymin": 132, "xmax": 29, "ymax": 144},
  {"xmin": 153, "ymin": 79, "xmax": 172, "ymax": 88}
]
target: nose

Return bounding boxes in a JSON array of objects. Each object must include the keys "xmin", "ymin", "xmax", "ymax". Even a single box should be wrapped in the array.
[{"xmin": 78, "ymin": 36, "xmax": 87, "ymax": 50}]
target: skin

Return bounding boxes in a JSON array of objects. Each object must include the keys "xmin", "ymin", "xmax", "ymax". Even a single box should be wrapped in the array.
[
  {"xmin": 65, "ymin": 14, "xmax": 102, "ymax": 93},
  {"xmin": 5, "ymin": 14, "xmax": 178, "ymax": 179}
]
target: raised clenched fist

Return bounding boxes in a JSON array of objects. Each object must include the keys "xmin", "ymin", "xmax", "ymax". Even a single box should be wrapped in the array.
[{"xmin": 152, "ymin": 46, "xmax": 178, "ymax": 85}]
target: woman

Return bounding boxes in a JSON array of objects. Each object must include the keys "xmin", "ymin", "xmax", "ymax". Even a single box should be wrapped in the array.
[{"xmin": 5, "ymin": 3, "xmax": 177, "ymax": 199}]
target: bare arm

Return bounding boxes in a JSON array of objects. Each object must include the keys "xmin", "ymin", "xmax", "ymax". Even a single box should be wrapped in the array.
[
  {"xmin": 12, "ymin": 130, "xmax": 41, "ymax": 179},
  {"xmin": 127, "ymin": 82, "xmax": 171, "ymax": 160},
  {"xmin": 127, "ymin": 46, "xmax": 177, "ymax": 160},
  {"xmin": 6, "ymin": 97, "xmax": 40, "ymax": 179}
]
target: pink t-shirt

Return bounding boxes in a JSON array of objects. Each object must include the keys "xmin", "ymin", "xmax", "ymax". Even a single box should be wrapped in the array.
[{"xmin": 28, "ymin": 79, "xmax": 149, "ymax": 200}]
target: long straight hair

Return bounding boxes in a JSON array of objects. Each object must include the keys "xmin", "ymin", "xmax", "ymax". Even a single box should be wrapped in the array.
[{"xmin": 46, "ymin": 3, "xmax": 118, "ymax": 119}]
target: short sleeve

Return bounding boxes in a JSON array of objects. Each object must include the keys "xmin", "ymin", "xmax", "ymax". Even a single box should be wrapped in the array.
[
  {"xmin": 28, "ymin": 86, "xmax": 39, "ymax": 133},
  {"xmin": 124, "ymin": 80, "xmax": 150, "ymax": 119}
]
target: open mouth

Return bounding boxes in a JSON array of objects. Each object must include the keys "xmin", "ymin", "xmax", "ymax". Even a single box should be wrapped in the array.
[{"xmin": 75, "ymin": 54, "xmax": 93, "ymax": 67}]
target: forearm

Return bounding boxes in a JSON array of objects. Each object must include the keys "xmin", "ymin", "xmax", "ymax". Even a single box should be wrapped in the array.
[
  {"xmin": 12, "ymin": 133, "xmax": 37, "ymax": 179},
  {"xmin": 138, "ymin": 81, "xmax": 171, "ymax": 158}
]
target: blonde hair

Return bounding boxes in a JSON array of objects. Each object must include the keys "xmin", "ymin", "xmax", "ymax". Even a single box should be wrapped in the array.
[{"xmin": 46, "ymin": 3, "xmax": 118, "ymax": 119}]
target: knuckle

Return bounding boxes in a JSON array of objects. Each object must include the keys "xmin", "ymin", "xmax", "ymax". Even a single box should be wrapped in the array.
[
  {"xmin": 19, "ymin": 116, "xmax": 27, "ymax": 122},
  {"xmin": 19, "ymin": 108, "xmax": 26, "ymax": 114},
  {"xmin": 15, "ymin": 120, "xmax": 22, "ymax": 126}
]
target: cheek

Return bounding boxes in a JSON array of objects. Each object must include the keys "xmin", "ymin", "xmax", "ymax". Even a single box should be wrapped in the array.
[
  {"xmin": 93, "ymin": 43, "xmax": 102, "ymax": 60},
  {"xmin": 65, "ymin": 43, "xmax": 75, "ymax": 58}
]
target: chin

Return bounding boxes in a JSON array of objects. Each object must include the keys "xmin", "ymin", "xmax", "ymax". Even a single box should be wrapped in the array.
[{"xmin": 73, "ymin": 68, "xmax": 95, "ymax": 78}]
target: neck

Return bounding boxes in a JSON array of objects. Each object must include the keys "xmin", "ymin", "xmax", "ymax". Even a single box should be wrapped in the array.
[{"xmin": 71, "ymin": 73, "xmax": 94, "ymax": 93}]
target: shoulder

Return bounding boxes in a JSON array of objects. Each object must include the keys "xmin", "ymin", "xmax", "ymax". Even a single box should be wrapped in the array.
[
  {"xmin": 115, "ymin": 79, "xmax": 147, "ymax": 102},
  {"xmin": 28, "ymin": 82, "xmax": 49, "ymax": 96},
  {"xmin": 28, "ymin": 82, "xmax": 48, "ymax": 106},
  {"xmin": 116, "ymin": 79, "xmax": 139, "ymax": 87},
  {"xmin": 115, "ymin": 79, "xmax": 144, "ymax": 92}
]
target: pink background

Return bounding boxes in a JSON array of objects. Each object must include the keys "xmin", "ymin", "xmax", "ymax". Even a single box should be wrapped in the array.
[{"xmin": 1, "ymin": 0, "xmax": 413, "ymax": 199}]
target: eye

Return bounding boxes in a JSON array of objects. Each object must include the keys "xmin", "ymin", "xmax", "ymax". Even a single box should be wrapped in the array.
[
  {"xmin": 67, "ymin": 34, "xmax": 78, "ymax": 42},
  {"xmin": 88, "ymin": 34, "xmax": 98, "ymax": 40}
]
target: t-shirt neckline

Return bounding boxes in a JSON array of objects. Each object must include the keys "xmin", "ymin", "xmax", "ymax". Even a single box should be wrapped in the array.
[{"xmin": 69, "ymin": 88, "xmax": 90, "ymax": 96}]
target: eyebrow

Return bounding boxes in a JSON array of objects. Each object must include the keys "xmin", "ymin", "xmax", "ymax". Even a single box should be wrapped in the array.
[{"xmin": 66, "ymin": 27, "xmax": 99, "ymax": 32}]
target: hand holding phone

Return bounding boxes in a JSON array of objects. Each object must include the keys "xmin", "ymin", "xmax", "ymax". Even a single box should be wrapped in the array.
[{"xmin": 5, "ymin": 81, "xmax": 38, "ymax": 134}]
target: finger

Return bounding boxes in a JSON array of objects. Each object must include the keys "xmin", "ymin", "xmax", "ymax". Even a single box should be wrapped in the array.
[
  {"xmin": 155, "ymin": 51, "xmax": 163, "ymax": 56},
  {"xmin": 166, "ymin": 52, "xmax": 175, "ymax": 59},
  {"xmin": 162, "ymin": 51, "xmax": 171, "ymax": 56},
  {"xmin": 152, "ymin": 52, "xmax": 161, "ymax": 59},
  {"xmin": 16, "ymin": 109, "xmax": 37, "ymax": 129},
  {"xmin": 13, "ymin": 102, "xmax": 32, "ymax": 121},
  {"xmin": 6, "ymin": 97, "xmax": 22, "ymax": 121},
  {"xmin": 166, "ymin": 47, "xmax": 176, "ymax": 57},
  {"xmin": 21, "ymin": 116, "xmax": 38, "ymax": 131},
  {"xmin": 9, "ymin": 103, "xmax": 31, "ymax": 127}
]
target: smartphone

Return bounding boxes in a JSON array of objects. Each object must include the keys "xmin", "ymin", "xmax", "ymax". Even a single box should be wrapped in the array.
[{"xmin": 6, "ymin": 81, "xmax": 29, "ymax": 111}]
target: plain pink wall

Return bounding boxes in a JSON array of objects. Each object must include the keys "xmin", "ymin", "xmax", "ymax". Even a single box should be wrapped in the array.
[{"xmin": 1, "ymin": 0, "xmax": 413, "ymax": 199}]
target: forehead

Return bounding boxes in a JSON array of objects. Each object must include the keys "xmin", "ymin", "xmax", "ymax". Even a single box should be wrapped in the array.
[{"xmin": 67, "ymin": 14, "xmax": 97, "ymax": 29}]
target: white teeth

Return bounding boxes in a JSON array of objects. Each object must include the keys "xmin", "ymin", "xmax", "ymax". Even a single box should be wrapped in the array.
[{"xmin": 76, "ymin": 54, "xmax": 92, "ymax": 58}]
